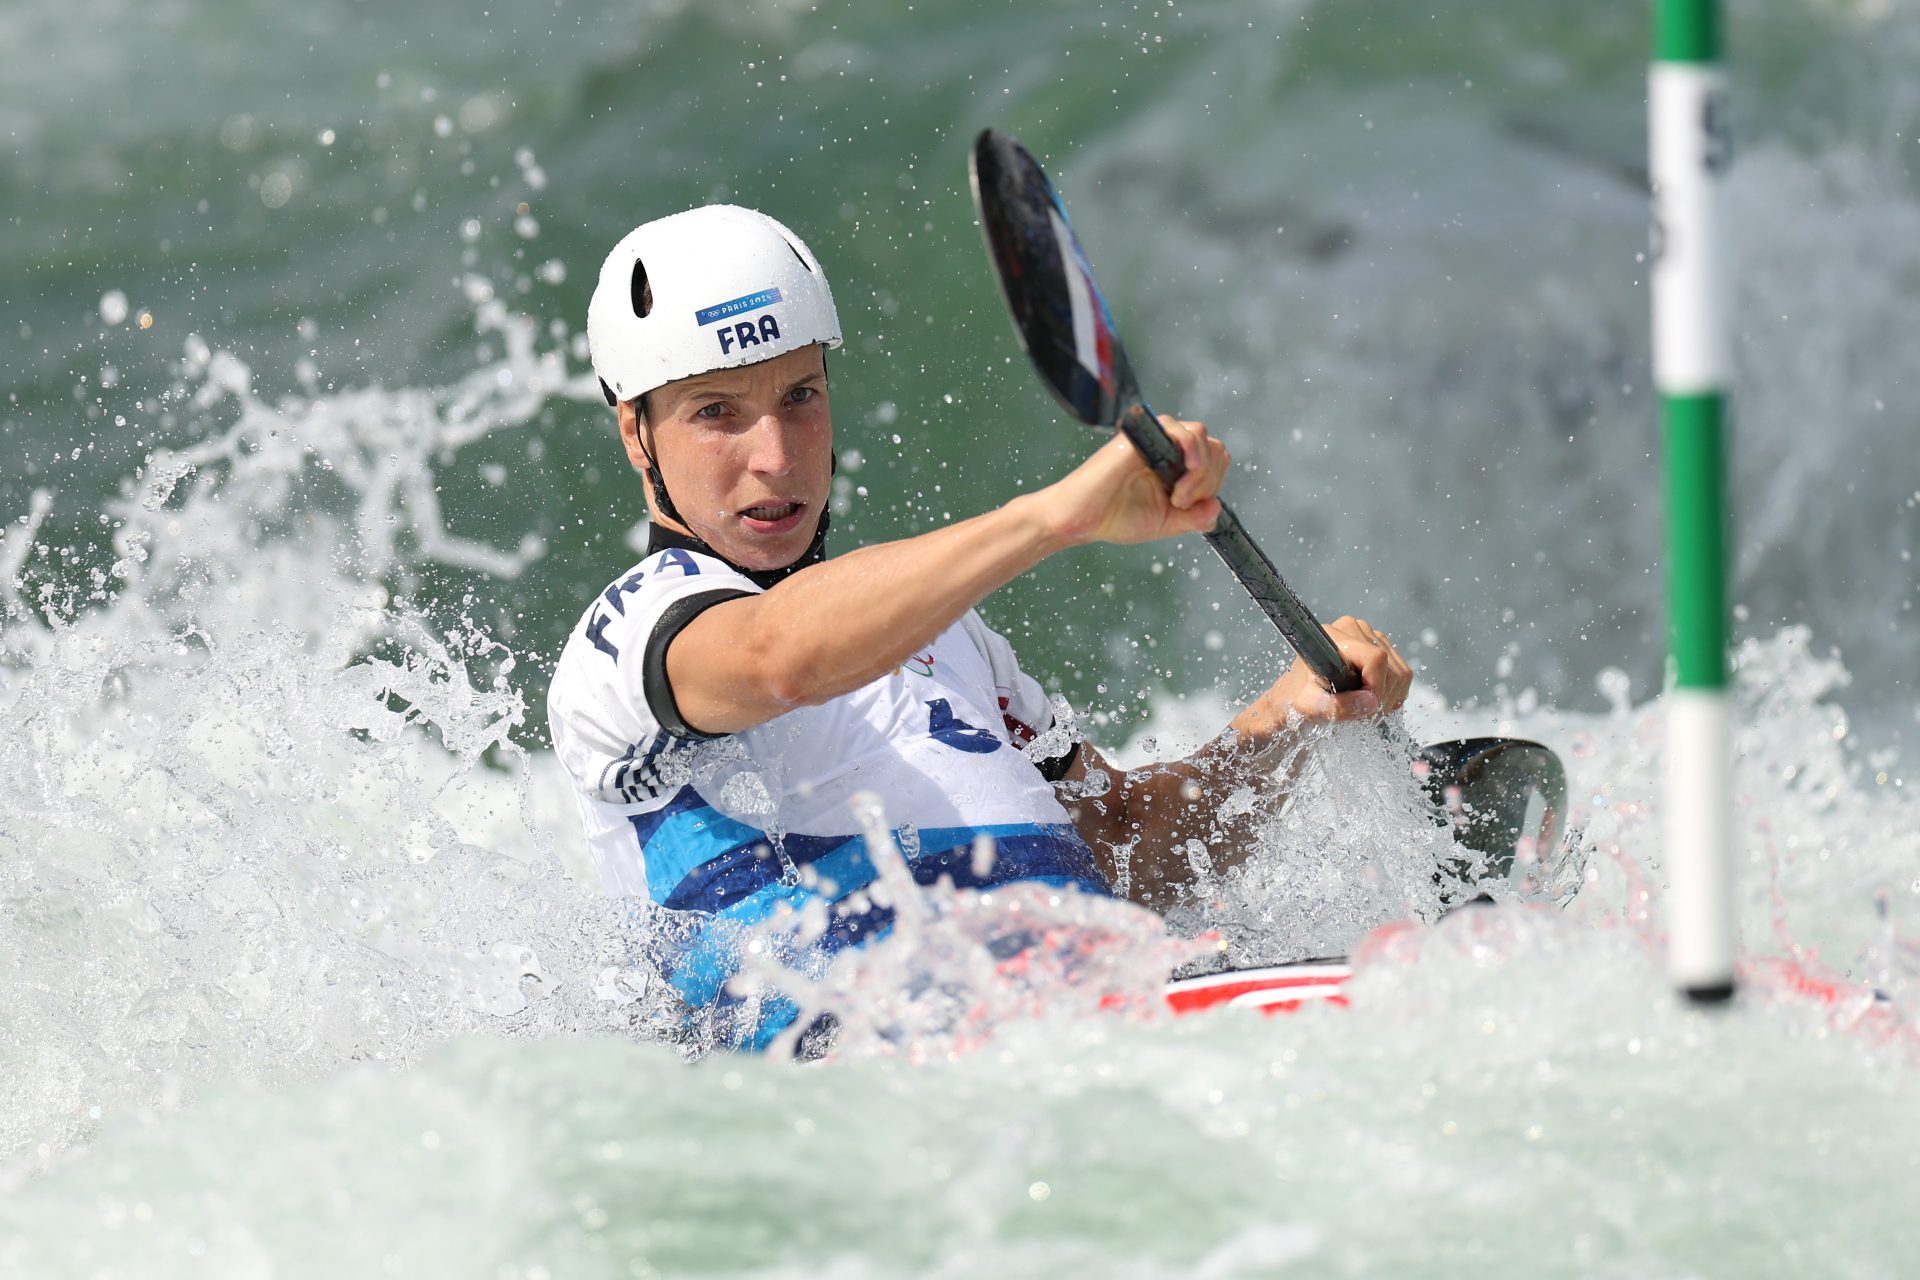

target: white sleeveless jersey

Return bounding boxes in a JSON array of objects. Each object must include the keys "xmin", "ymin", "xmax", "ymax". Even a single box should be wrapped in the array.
[{"xmin": 546, "ymin": 542, "xmax": 1107, "ymax": 1047}]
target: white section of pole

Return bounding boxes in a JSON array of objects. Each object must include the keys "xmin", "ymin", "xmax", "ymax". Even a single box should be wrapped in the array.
[
  {"xmin": 1665, "ymin": 689, "xmax": 1736, "ymax": 997},
  {"xmin": 1649, "ymin": 63, "xmax": 1731, "ymax": 395}
]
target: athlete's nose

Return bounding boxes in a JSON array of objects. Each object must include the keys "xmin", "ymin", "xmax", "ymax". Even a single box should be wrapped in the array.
[{"xmin": 744, "ymin": 412, "xmax": 798, "ymax": 476}]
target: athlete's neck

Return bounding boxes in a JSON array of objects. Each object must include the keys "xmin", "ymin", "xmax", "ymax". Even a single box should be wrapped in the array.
[{"xmin": 645, "ymin": 515, "xmax": 830, "ymax": 590}]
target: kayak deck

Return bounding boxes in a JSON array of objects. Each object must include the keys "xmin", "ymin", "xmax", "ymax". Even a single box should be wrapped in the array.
[{"xmin": 1164, "ymin": 961, "xmax": 1353, "ymax": 1016}]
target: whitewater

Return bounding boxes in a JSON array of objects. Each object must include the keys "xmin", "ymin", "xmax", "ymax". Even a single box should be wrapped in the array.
[{"xmin": 4, "ymin": 0, "xmax": 1919, "ymax": 1275}]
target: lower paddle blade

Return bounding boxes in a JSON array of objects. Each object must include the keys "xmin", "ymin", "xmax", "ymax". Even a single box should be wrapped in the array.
[
  {"xmin": 1416, "ymin": 738, "xmax": 1575, "ymax": 899},
  {"xmin": 969, "ymin": 129, "xmax": 1134, "ymax": 428}
]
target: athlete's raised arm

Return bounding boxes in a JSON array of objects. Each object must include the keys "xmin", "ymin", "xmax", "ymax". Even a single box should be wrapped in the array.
[
  {"xmin": 577, "ymin": 204, "xmax": 1231, "ymax": 739},
  {"xmin": 643, "ymin": 358, "xmax": 1230, "ymax": 734}
]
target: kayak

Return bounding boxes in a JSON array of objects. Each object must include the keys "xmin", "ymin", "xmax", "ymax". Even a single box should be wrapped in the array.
[
  {"xmin": 1164, "ymin": 961, "xmax": 1354, "ymax": 1016},
  {"xmin": 1161, "ymin": 938, "xmax": 1913, "ymax": 1059}
]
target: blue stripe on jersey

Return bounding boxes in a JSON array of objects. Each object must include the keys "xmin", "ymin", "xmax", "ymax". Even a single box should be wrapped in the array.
[
  {"xmin": 626, "ymin": 787, "xmax": 767, "ymax": 905},
  {"xmin": 651, "ymin": 819, "xmax": 1113, "ymax": 1049},
  {"xmin": 645, "ymin": 805, "xmax": 1108, "ymax": 917},
  {"xmin": 673, "ymin": 868, "xmax": 1110, "ymax": 1052},
  {"xmin": 629, "ymin": 786, "xmax": 870, "ymax": 911},
  {"xmin": 663, "ymin": 831, "xmax": 863, "ymax": 914},
  {"xmin": 908, "ymin": 825, "xmax": 1110, "ymax": 893},
  {"xmin": 629, "ymin": 786, "xmax": 1114, "ymax": 1048},
  {"xmin": 665, "ymin": 888, "xmax": 893, "ymax": 1011}
]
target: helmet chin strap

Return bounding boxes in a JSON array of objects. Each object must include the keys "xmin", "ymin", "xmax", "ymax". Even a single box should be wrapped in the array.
[{"xmin": 635, "ymin": 417, "xmax": 687, "ymax": 527}]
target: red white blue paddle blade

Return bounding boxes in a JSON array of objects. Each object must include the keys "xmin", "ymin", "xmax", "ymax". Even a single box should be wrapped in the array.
[{"xmin": 970, "ymin": 129, "xmax": 1134, "ymax": 428}]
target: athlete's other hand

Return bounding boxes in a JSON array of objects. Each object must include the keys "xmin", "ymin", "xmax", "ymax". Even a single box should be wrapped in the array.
[
  {"xmin": 1233, "ymin": 616, "xmax": 1413, "ymax": 732},
  {"xmin": 1040, "ymin": 415, "xmax": 1228, "ymax": 547}
]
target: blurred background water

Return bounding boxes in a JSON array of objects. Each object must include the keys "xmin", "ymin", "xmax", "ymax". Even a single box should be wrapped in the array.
[
  {"xmin": 3, "ymin": 0, "xmax": 1918, "ymax": 1275},
  {"xmin": 9, "ymin": 0, "xmax": 1915, "ymax": 731}
]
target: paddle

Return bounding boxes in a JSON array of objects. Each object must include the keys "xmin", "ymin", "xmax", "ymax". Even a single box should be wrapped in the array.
[
  {"xmin": 969, "ymin": 129, "xmax": 1572, "ymax": 886},
  {"xmin": 1416, "ymin": 736, "xmax": 1573, "ymax": 899},
  {"xmin": 969, "ymin": 128, "xmax": 1361, "ymax": 693}
]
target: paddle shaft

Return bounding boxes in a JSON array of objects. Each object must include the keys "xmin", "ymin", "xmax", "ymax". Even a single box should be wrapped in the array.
[{"xmin": 1115, "ymin": 403, "xmax": 1363, "ymax": 693}]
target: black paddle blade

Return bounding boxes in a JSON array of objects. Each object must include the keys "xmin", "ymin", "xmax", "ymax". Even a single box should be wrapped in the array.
[
  {"xmin": 970, "ymin": 127, "xmax": 1362, "ymax": 693},
  {"xmin": 1416, "ymin": 738, "xmax": 1573, "ymax": 897},
  {"xmin": 970, "ymin": 129, "xmax": 1135, "ymax": 428}
]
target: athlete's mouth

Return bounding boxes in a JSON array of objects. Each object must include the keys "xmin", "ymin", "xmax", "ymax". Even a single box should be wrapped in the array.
[{"xmin": 739, "ymin": 501, "xmax": 805, "ymax": 523}]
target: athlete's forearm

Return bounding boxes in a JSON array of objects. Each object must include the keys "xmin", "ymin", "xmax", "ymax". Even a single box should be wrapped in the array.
[
  {"xmin": 768, "ymin": 493, "xmax": 1073, "ymax": 694},
  {"xmin": 670, "ymin": 491, "xmax": 1072, "ymax": 733},
  {"xmin": 1066, "ymin": 713, "xmax": 1308, "ymax": 910}
]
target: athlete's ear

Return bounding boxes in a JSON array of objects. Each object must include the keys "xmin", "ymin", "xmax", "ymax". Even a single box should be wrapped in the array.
[{"xmin": 616, "ymin": 398, "xmax": 651, "ymax": 473}]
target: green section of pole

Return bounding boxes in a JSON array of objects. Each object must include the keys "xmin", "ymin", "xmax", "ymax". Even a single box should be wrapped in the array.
[
  {"xmin": 1653, "ymin": 0, "xmax": 1728, "ymax": 693},
  {"xmin": 1662, "ymin": 393, "xmax": 1728, "ymax": 688},
  {"xmin": 1655, "ymin": 1, "xmax": 1720, "ymax": 63}
]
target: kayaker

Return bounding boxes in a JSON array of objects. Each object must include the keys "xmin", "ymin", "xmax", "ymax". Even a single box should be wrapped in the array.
[{"xmin": 546, "ymin": 205, "xmax": 1412, "ymax": 1050}]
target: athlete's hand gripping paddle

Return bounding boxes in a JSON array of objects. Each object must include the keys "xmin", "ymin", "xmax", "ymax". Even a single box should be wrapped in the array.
[
  {"xmin": 970, "ymin": 129, "xmax": 1575, "ymax": 888},
  {"xmin": 969, "ymin": 128, "xmax": 1363, "ymax": 694}
]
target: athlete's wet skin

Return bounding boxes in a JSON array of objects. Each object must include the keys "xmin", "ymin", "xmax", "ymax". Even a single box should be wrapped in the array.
[{"xmin": 548, "ymin": 206, "xmax": 1411, "ymax": 1049}]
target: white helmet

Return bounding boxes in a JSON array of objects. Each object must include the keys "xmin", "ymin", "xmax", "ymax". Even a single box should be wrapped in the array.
[{"xmin": 588, "ymin": 204, "xmax": 843, "ymax": 405}]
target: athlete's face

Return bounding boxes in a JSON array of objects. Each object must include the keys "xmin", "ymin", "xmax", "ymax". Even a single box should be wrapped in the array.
[{"xmin": 619, "ymin": 344, "xmax": 832, "ymax": 572}]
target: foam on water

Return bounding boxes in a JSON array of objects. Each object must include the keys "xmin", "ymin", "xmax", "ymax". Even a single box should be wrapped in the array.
[
  {"xmin": 722, "ymin": 795, "xmax": 1201, "ymax": 1064},
  {"xmin": 6, "ymin": 2, "xmax": 1920, "ymax": 1267},
  {"xmin": 2, "ymin": 907, "xmax": 1918, "ymax": 1278},
  {"xmin": 0, "ymin": 306, "xmax": 637, "ymax": 1171},
  {"xmin": 1159, "ymin": 720, "xmax": 1476, "ymax": 966},
  {"xmin": 4, "ymin": 307, "xmax": 1919, "ymax": 1274}
]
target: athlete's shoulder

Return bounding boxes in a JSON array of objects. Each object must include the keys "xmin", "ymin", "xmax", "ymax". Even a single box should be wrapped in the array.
[
  {"xmin": 559, "ymin": 547, "xmax": 762, "ymax": 674},
  {"xmin": 635, "ymin": 545, "xmax": 758, "ymax": 590}
]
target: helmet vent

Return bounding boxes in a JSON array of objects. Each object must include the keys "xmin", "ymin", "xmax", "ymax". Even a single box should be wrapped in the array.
[
  {"xmin": 784, "ymin": 238, "xmax": 813, "ymax": 272},
  {"xmin": 629, "ymin": 258, "xmax": 654, "ymax": 317}
]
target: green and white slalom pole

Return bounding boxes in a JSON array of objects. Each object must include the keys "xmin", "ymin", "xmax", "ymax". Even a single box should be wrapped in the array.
[{"xmin": 1650, "ymin": 0, "xmax": 1736, "ymax": 1002}]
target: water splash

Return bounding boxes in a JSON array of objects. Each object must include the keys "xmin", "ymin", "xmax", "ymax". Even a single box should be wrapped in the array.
[
  {"xmin": 6, "ymin": 2, "xmax": 1920, "ymax": 1272},
  {"xmin": 1165, "ymin": 719, "xmax": 1468, "ymax": 966},
  {"xmin": 0, "ymin": 307, "xmax": 621, "ymax": 1174},
  {"xmin": 2, "ymin": 328, "xmax": 1918, "ymax": 1280},
  {"xmin": 720, "ymin": 792, "xmax": 1202, "ymax": 1064}
]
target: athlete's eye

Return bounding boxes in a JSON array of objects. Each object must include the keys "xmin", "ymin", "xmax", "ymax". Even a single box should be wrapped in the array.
[
  {"xmin": 693, "ymin": 401, "xmax": 728, "ymax": 420},
  {"xmin": 788, "ymin": 385, "xmax": 819, "ymax": 405}
]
